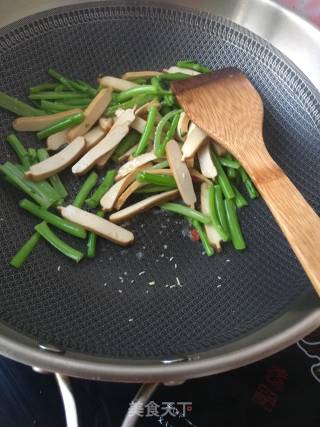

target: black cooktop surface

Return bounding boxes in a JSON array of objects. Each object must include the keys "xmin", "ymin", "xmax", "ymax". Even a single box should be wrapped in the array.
[{"xmin": 1, "ymin": 329, "xmax": 320, "ymax": 426}]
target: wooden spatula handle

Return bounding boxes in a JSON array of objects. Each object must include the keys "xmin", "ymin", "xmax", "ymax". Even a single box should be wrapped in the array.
[{"xmin": 244, "ymin": 148, "xmax": 320, "ymax": 294}]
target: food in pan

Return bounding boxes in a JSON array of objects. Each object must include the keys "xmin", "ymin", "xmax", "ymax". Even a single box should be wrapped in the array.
[{"xmin": 0, "ymin": 61, "xmax": 258, "ymax": 268}]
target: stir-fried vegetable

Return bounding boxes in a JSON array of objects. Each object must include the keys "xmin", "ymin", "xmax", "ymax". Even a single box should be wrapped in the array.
[{"xmin": 0, "ymin": 61, "xmax": 258, "ymax": 267}]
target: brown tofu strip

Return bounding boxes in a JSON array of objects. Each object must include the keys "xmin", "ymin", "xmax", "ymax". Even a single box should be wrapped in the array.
[
  {"xmin": 165, "ymin": 139, "xmax": 196, "ymax": 208},
  {"xmin": 12, "ymin": 109, "xmax": 82, "ymax": 132},
  {"xmin": 109, "ymin": 190, "xmax": 179, "ymax": 224},
  {"xmin": 59, "ymin": 205, "xmax": 134, "ymax": 246}
]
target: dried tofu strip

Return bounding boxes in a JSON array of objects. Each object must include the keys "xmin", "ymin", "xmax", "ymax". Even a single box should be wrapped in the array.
[
  {"xmin": 136, "ymin": 100, "xmax": 160, "ymax": 117},
  {"xmin": 67, "ymin": 88, "xmax": 113, "ymax": 141},
  {"xmin": 131, "ymin": 116, "xmax": 147, "ymax": 134},
  {"xmin": 99, "ymin": 117, "xmax": 113, "ymax": 132},
  {"xmin": 59, "ymin": 205, "xmax": 134, "ymax": 246},
  {"xmin": 46, "ymin": 129, "xmax": 68, "ymax": 151},
  {"xmin": 164, "ymin": 66, "xmax": 200, "ymax": 76},
  {"xmin": 84, "ymin": 126, "xmax": 106, "ymax": 150},
  {"xmin": 109, "ymin": 190, "xmax": 179, "ymax": 224},
  {"xmin": 13, "ymin": 109, "xmax": 82, "ymax": 132},
  {"xmin": 200, "ymin": 183, "xmax": 221, "ymax": 251},
  {"xmin": 95, "ymin": 148, "xmax": 115, "ymax": 169},
  {"xmin": 198, "ymin": 142, "xmax": 217, "ymax": 179},
  {"xmin": 26, "ymin": 137, "xmax": 85, "ymax": 181},
  {"xmin": 99, "ymin": 76, "xmax": 138, "ymax": 91},
  {"xmin": 72, "ymin": 109, "xmax": 136, "ymax": 175},
  {"xmin": 116, "ymin": 152, "xmax": 157, "ymax": 181},
  {"xmin": 165, "ymin": 139, "xmax": 196, "ymax": 208},
  {"xmin": 182, "ymin": 123, "xmax": 207, "ymax": 160},
  {"xmin": 177, "ymin": 112, "xmax": 190, "ymax": 142},
  {"xmin": 100, "ymin": 163, "xmax": 153, "ymax": 211},
  {"xmin": 121, "ymin": 71, "xmax": 161, "ymax": 80},
  {"xmin": 114, "ymin": 180, "xmax": 144, "ymax": 210}
]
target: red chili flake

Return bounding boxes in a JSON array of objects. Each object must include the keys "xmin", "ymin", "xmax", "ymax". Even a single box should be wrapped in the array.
[{"xmin": 191, "ymin": 228, "xmax": 200, "ymax": 241}]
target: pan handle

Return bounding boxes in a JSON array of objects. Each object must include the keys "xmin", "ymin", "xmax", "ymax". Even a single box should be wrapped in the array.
[{"xmin": 55, "ymin": 373, "xmax": 79, "ymax": 427}]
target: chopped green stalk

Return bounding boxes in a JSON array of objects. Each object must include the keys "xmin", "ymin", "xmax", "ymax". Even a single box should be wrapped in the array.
[
  {"xmin": 161, "ymin": 202, "xmax": 211, "ymax": 224},
  {"xmin": 154, "ymin": 110, "xmax": 181, "ymax": 157},
  {"xmin": 239, "ymin": 167, "xmax": 259, "ymax": 199},
  {"xmin": 160, "ymin": 111, "xmax": 181, "ymax": 154},
  {"xmin": 208, "ymin": 185, "xmax": 229, "ymax": 242},
  {"xmin": 61, "ymin": 97, "xmax": 91, "ymax": 106},
  {"xmin": 111, "ymin": 131, "xmax": 141, "ymax": 161},
  {"xmin": 211, "ymin": 151, "xmax": 235, "ymax": 200},
  {"xmin": 19, "ymin": 199, "xmax": 87, "ymax": 239},
  {"xmin": 176, "ymin": 60, "xmax": 210, "ymax": 73},
  {"xmin": 87, "ymin": 210, "xmax": 104, "ymax": 258},
  {"xmin": 114, "ymin": 86, "xmax": 171, "ymax": 103},
  {"xmin": 191, "ymin": 219, "xmax": 214, "ymax": 256},
  {"xmin": 224, "ymin": 199, "xmax": 246, "ymax": 250},
  {"xmin": 55, "ymin": 84, "xmax": 70, "ymax": 92},
  {"xmin": 10, "ymin": 231, "xmax": 41, "ymax": 268},
  {"xmin": 213, "ymin": 184, "xmax": 230, "ymax": 239},
  {"xmin": 37, "ymin": 149, "xmax": 68, "ymax": 199},
  {"xmin": 136, "ymin": 172, "xmax": 177, "ymax": 188},
  {"xmin": 0, "ymin": 162, "xmax": 56, "ymax": 208},
  {"xmin": 162, "ymin": 93, "xmax": 177, "ymax": 107},
  {"xmin": 28, "ymin": 148, "xmax": 37, "ymax": 165},
  {"xmin": 105, "ymin": 93, "xmax": 155, "ymax": 117},
  {"xmin": 85, "ymin": 169, "xmax": 116, "ymax": 209},
  {"xmin": 227, "ymin": 165, "xmax": 236, "ymax": 180},
  {"xmin": 151, "ymin": 77, "xmax": 163, "ymax": 91},
  {"xmin": 40, "ymin": 100, "xmax": 85, "ymax": 113},
  {"xmin": 35, "ymin": 222, "xmax": 84, "ymax": 263},
  {"xmin": 219, "ymin": 157, "xmax": 240, "ymax": 169},
  {"xmin": 73, "ymin": 172, "xmax": 99, "ymax": 209},
  {"xmin": 72, "ymin": 79, "xmax": 98, "ymax": 97},
  {"xmin": 136, "ymin": 185, "xmax": 175, "ymax": 194},
  {"xmin": 29, "ymin": 83, "xmax": 59, "ymax": 94},
  {"xmin": 0, "ymin": 91, "xmax": 45, "ymax": 116},
  {"xmin": 29, "ymin": 92, "xmax": 88, "ymax": 101},
  {"xmin": 48, "ymin": 68, "xmax": 75, "ymax": 91},
  {"xmin": 133, "ymin": 106, "xmax": 158, "ymax": 156},
  {"xmin": 16, "ymin": 163, "xmax": 62, "ymax": 206},
  {"xmin": 150, "ymin": 160, "xmax": 169, "ymax": 170},
  {"xmin": 6, "ymin": 135, "xmax": 31, "ymax": 168},
  {"xmin": 158, "ymin": 72, "xmax": 190, "ymax": 81},
  {"xmin": 231, "ymin": 184, "xmax": 248, "ymax": 208},
  {"xmin": 37, "ymin": 112, "xmax": 85, "ymax": 140}
]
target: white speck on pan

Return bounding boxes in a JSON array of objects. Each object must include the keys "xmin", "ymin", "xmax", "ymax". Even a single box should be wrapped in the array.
[
  {"xmin": 176, "ymin": 277, "xmax": 182, "ymax": 287},
  {"xmin": 160, "ymin": 253, "xmax": 164, "ymax": 258},
  {"xmin": 124, "ymin": 271, "xmax": 128, "ymax": 275},
  {"xmin": 174, "ymin": 263, "xmax": 177, "ymax": 269},
  {"xmin": 57, "ymin": 265, "xmax": 61, "ymax": 272},
  {"xmin": 128, "ymin": 318, "xmax": 134, "ymax": 322},
  {"xmin": 138, "ymin": 271, "xmax": 146, "ymax": 276},
  {"xmin": 170, "ymin": 284, "xmax": 176, "ymax": 288},
  {"xmin": 226, "ymin": 259, "xmax": 231, "ymax": 262},
  {"xmin": 148, "ymin": 281, "xmax": 155, "ymax": 286},
  {"xmin": 136, "ymin": 251, "xmax": 144, "ymax": 260},
  {"xmin": 217, "ymin": 284, "xmax": 222, "ymax": 288},
  {"xmin": 163, "ymin": 245, "xmax": 168, "ymax": 250},
  {"xmin": 169, "ymin": 257, "xmax": 174, "ymax": 262},
  {"xmin": 217, "ymin": 276, "xmax": 222, "ymax": 280},
  {"xmin": 131, "ymin": 279, "xmax": 135, "ymax": 284},
  {"xmin": 118, "ymin": 289, "xmax": 123, "ymax": 293},
  {"xmin": 103, "ymin": 283, "xmax": 107, "ymax": 287}
]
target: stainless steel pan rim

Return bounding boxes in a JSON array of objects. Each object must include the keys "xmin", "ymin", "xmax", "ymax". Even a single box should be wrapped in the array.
[
  {"xmin": 0, "ymin": 0, "xmax": 319, "ymax": 382},
  {"xmin": 0, "ymin": 291, "xmax": 319, "ymax": 381}
]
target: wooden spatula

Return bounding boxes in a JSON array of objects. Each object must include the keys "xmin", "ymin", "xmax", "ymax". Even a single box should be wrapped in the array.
[{"xmin": 172, "ymin": 69, "xmax": 320, "ymax": 295}]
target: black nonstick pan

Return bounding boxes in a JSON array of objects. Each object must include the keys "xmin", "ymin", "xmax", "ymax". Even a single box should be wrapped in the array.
[{"xmin": 0, "ymin": 1, "xmax": 319, "ymax": 386}]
